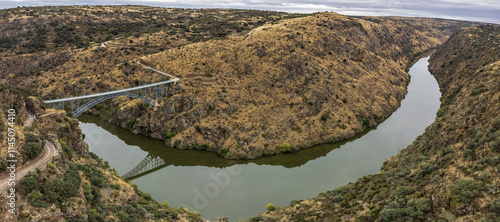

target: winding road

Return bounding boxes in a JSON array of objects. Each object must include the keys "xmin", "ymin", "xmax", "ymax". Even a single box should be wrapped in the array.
[
  {"xmin": 0, "ymin": 110, "xmax": 58, "ymax": 192},
  {"xmin": 137, "ymin": 60, "xmax": 180, "ymax": 82}
]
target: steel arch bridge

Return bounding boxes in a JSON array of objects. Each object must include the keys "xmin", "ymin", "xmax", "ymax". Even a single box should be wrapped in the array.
[{"xmin": 44, "ymin": 80, "xmax": 175, "ymax": 117}]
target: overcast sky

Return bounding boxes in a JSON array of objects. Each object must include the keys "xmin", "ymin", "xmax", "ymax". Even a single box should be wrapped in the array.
[{"xmin": 1, "ymin": 0, "xmax": 499, "ymax": 24}]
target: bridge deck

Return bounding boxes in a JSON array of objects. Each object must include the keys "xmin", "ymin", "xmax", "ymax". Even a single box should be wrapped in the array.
[{"xmin": 45, "ymin": 79, "xmax": 176, "ymax": 104}]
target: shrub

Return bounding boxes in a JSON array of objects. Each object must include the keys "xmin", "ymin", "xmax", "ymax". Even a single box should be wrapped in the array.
[
  {"xmin": 489, "ymin": 198, "xmax": 500, "ymax": 214},
  {"xmin": 489, "ymin": 119, "xmax": 500, "ymax": 133},
  {"xmin": 362, "ymin": 117, "xmax": 370, "ymax": 127},
  {"xmin": 266, "ymin": 203, "xmax": 276, "ymax": 212},
  {"xmin": 29, "ymin": 191, "xmax": 49, "ymax": 207},
  {"xmin": 21, "ymin": 142, "xmax": 42, "ymax": 160},
  {"xmin": 379, "ymin": 198, "xmax": 431, "ymax": 221},
  {"xmin": 164, "ymin": 129, "xmax": 178, "ymax": 140},
  {"xmin": 84, "ymin": 183, "xmax": 101, "ymax": 208},
  {"xmin": 405, "ymin": 198, "xmax": 431, "ymax": 219},
  {"xmin": 491, "ymin": 138, "xmax": 500, "ymax": 153},
  {"xmin": 218, "ymin": 148, "xmax": 228, "ymax": 157},
  {"xmin": 20, "ymin": 171, "xmax": 38, "ymax": 194},
  {"xmin": 78, "ymin": 164, "xmax": 107, "ymax": 187},
  {"xmin": 249, "ymin": 215, "xmax": 266, "ymax": 222},
  {"xmin": 25, "ymin": 133, "xmax": 40, "ymax": 143},
  {"xmin": 320, "ymin": 113, "xmax": 329, "ymax": 121},
  {"xmin": 470, "ymin": 83, "xmax": 488, "ymax": 96},
  {"xmin": 436, "ymin": 108, "xmax": 447, "ymax": 117},
  {"xmin": 41, "ymin": 167, "xmax": 81, "ymax": 203},
  {"xmin": 0, "ymin": 159, "xmax": 7, "ymax": 172},
  {"xmin": 450, "ymin": 179, "xmax": 483, "ymax": 203},
  {"xmin": 87, "ymin": 209, "xmax": 102, "ymax": 222},
  {"xmin": 279, "ymin": 142, "xmax": 291, "ymax": 152},
  {"xmin": 126, "ymin": 120, "xmax": 136, "ymax": 130}
]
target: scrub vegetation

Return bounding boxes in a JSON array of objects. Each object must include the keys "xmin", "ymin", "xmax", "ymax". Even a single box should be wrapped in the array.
[{"xmin": 249, "ymin": 25, "xmax": 500, "ymax": 222}]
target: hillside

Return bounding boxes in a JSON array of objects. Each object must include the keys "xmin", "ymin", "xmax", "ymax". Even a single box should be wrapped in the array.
[
  {"xmin": 249, "ymin": 25, "xmax": 500, "ymax": 221},
  {"xmin": 97, "ymin": 12, "xmax": 480, "ymax": 159},
  {"xmin": 0, "ymin": 6, "xmax": 303, "ymax": 98},
  {"xmin": 1, "ymin": 6, "xmax": 483, "ymax": 160},
  {"xmin": 0, "ymin": 86, "xmax": 202, "ymax": 221}
]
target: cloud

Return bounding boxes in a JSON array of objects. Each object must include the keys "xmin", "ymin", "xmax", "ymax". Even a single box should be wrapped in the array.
[{"xmin": 0, "ymin": 0, "xmax": 498, "ymax": 23}]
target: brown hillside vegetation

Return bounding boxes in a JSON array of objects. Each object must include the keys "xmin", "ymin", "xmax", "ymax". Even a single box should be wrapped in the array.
[
  {"xmin": 123, "ymin": 12, "xmax": 477, "ymax": 159},
  {"xmin": 250, "ymin": 25, "xmax": 500, "ymax": 221},
  {"xmin": 0, "ymin": 6, "xmax": 302, "ymax": 98}
]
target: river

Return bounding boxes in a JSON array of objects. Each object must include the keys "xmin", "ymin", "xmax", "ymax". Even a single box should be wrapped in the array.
[{"xmin": 78, "ymin": 56, "xmax": 441, "ymax": 221}]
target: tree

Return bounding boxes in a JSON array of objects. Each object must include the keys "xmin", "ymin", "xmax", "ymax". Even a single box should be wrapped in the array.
[
  {"xmin": 266, "ymin": 203, "xmax": 276, "ymax": 212},
  {"xmin": 20, "ymin": 170, "xmax": 38, "ymax": 194},
  {"xmin": 21, "ymin": 142, "xmax": 42, "ymax": 160},
  {"xmin": 279, "ymin": 142, "xmax": 291, "ymax": 152},
  {"xmin": 450, "ymin": 179, "xmax": 483, "ymax": 203},
  {"xmin": 0, "ymin": 159, "xmax": 7, "ymax": 172}
]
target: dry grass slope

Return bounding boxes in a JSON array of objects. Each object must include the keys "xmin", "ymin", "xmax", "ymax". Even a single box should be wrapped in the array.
[{"xmin": 135, "ymin": 12, "xmax": 468, "ymax": 159}]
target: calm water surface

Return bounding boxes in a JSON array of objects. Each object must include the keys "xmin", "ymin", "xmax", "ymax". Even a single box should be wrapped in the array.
[{"xmin": 79, "ymin": 57, "xmax": 441, "ymax": 221}]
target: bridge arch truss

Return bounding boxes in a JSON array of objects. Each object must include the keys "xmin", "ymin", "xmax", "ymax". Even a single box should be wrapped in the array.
[{"xmin": 45, "ymin": 80, "xmax": 174, "ymax": 117}]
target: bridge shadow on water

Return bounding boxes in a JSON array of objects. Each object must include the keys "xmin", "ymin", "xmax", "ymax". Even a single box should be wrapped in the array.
[{"xmin": 78, "ymin": 114, "xmax": 375, "ymax": 179}]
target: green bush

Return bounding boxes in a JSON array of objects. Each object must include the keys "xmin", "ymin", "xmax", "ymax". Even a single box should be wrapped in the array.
[
  {"xmin": 450, "ymin": 179, "xmax": 483, "ymax": 203},
  {"xmin": 41, "ymin": 167, "xmax": 81, "ymax": 204},
  {"xmin": 379, "ymin": 197, "xmax": 431, "ymax": 221},
  {"xmin": 470, "ymin": 83, "xmax": 488, "ymax": 96},
  {"xmin": 436, "ymin": 108, "xmax": 447, "ymax": 117},
  {"xmin": 266, "ymin": 203, "xmax": 276, "ymax": 212},
  {"xmin": 489, "ymin": 198, "xmax": 500, "ymax": 214},
  {"xmin": 78, "ymin": 164, "xmax": 107, "ymax": 187},
  {"xmin": 488, "ymin": 198, "xmax": 500, "ymax": 221},
  {"xmin": 164, "ymin": 129, "xmax": 178, "ymax": 140},
  {"xmin": 320, "ymin": 113, "xmax": 329, "ymax": 121},
  {"xmin": 249, "ymin": 215, "xmax": 266, "ymax": 222},
  {"xmin": 362, "ymin": 117, "xmax": 370, "ymax": 127},
  {"xmin": 126, "ymin": 120, "xmax": 136, "ymax": 130},
  {"xmin": 84, "ymin": 183, "xmax": 102, "ymax": 208},
  {"xmin": 0, "ymin": 159, "xmax": 7, "ymax": 172},
  {"xmin": 87, "ymin": 209, "xmax": 102, "ymax": 222},
  {"xmin": 21, "ymin": 142, "xmax": 42, "ymax": 160},
  {"xmin": 20, "ymin": 171, "xmax": 38, "ymax": 194},
  {"xmin": 491, "ymin": 138, "xmax": 500, "ymax": 153},
  {"xmin": 279, "ymin": 142, "xmax": 291, "ymax": 152},
  {"xmin": 25, "ymin": 133, "xmax": 40, "ymax": 143},
  {"xmin": 29, "ymin": 191, "xmax": 49, "ymax": 207},
  {"xmin": 218, "ymin": 148, "xmax": 228, "ymax": 157}
]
